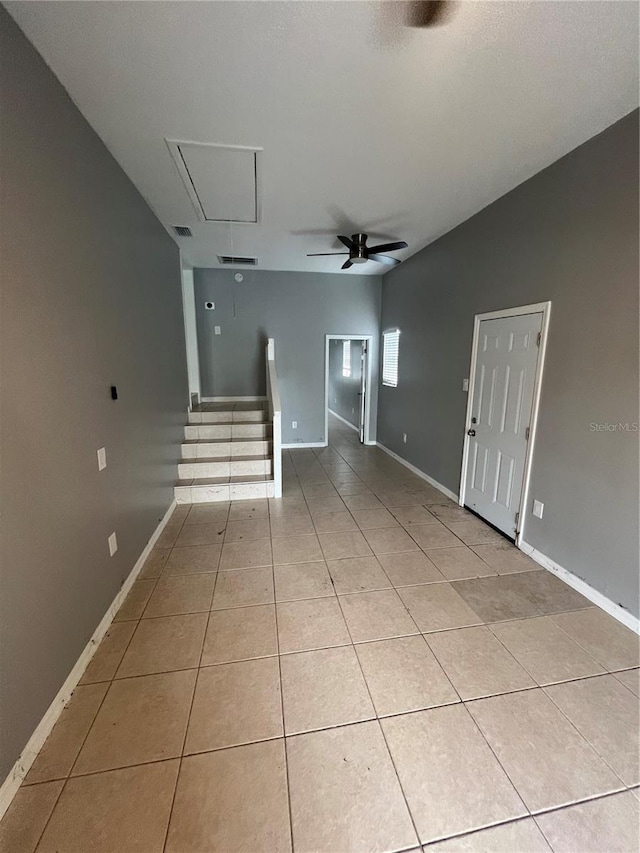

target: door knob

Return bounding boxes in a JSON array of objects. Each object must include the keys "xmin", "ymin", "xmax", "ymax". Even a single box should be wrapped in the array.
[{"xmin": 467, "ymin": 429, "xmax": 476, "ymax": 437}]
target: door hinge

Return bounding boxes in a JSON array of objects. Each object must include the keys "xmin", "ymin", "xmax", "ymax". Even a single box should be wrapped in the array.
[
  {"xmin": 525, "ymin": 426, "xmax": 530, "ymax": 440},
  {"xmin": 536, "ymin": 332, "xmax": 542, "ymax": 347},
  {"xmin": 515, "ymin": 511, "xmax": 520, "ymax": 525}
]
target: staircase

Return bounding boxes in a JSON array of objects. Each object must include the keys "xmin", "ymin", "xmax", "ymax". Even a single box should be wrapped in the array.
[{"xmin": 174, "ymin": 401, "xmax": 276, "ymax": 503}]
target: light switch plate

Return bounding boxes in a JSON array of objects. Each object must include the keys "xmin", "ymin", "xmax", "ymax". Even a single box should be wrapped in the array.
[
  {"xmin": 292, "ymin": 421, "xmax": 298, "ymax": 429},
  {"xmin": 97, "ymin": 447, "xmax": 107, "ymax": 471},
  {"xmin": 533, "ymin": 499, "xmax": 544, "ymax": 519},
  {"xmin": 462, "ymin": 378, "xmax": 469, "ymax": 392},
  {"xmin": 214, "ymin": 326, "xmax": 221, "ymax": 335},
  {"xmin": 108, "ymin": 532, "xmax": 118, "ymax": 556}
]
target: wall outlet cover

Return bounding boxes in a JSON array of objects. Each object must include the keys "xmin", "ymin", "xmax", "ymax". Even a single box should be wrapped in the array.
[
  {"xmin": 108, "ymin": 532, "xmax": 118, "ymax": 556},
  {"xmin": 292, "ymin": 421, "xmax": 298, "ymax": 429},
  {"xmin": 462, "ymin": 378, "xmax": 469, "ymax": 392},
  {"xmin": 533, "ymin": 499, "xmax": 544, "ymax": 519},
  {"xmin": 403, "ymin": 433, "xmax": 407, "ymax": 443},
  {"xmin": 214, "ymin": 326, "xmax": 221, "ymax": 335},
  {"xmin": 97, "ymin": 447, "xmax": 107, "ymax": 471}
]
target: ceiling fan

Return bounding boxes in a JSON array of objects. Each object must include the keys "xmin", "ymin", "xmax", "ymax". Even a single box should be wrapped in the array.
[
  {"xmin": 407, "ymin": 0, "xmax": 453, "ymax": 27},
  {"xmin": 307, "ymin": 233, "xmax": 408, "ymax": 270}
]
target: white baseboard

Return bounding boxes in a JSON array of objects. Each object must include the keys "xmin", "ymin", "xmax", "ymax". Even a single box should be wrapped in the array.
[
  {"xmin": 376, "ymin": 442, "xmax": 459, "ymax": 503},
  {"xmin": 520, "ymin": 540, "xmax": 640, "ymax": 635},
  {"xmin": 0, "ymin": 499, "xmax": 178, "ymax": 821},
  {"xmin": 282, "ymin": 441, "xmax": 327, "ymax": 449},
  {"xmin": 201, "ymin": 396, "xmax": 267, "ymax": 403},
  {"xmin": 328, "ymin": 409, "xmax": 360, "ymax": 434}
]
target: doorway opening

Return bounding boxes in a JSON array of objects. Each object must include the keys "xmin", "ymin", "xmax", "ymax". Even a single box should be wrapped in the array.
[
  {"xmin": 324, "ymin": 335, "xmax": 373, "ymax": 445},
  {"xmin": 459, "ymin": 302, "xmax": 551, "ymax": 545}
]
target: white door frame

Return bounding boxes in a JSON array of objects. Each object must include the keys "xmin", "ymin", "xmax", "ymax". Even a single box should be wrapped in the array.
[
  {"xmin": 324, "ymin": 335, "xmax": 374, "ymax": 446},
  {"xmin": 458, "ymin": 301, "xmax": 552, "ymax": 546},
  {"xmin": 180, "ymin": 259, "xmax": 201, "ymax": 408}
]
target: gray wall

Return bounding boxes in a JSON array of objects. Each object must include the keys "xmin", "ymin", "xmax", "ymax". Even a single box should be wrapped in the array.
[
  {"xmin": 195, "ymin": 269, "xmax": 381, "ymax": 444},
  {"xmin": 378, "ymin": 109, "xmax": 639, "ymax": 618},
  {"xmin": 328, "ymin": 338, "xmax": 364, "ymax": 429},
  {"xmin": 0, "ymin": 9, "xmax": 187, "ymax": 781}
]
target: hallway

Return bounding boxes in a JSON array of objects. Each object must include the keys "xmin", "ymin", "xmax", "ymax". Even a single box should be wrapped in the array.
[{"xmin": 2, "ymin": 415, "xmax": 638, "ymax": 852}]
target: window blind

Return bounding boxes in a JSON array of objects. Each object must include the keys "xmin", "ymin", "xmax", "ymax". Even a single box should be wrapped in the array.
[
  {"xmin": 382, "ymin": 330, "xmax": 399, "ymax": 387},
  {"xmin": 342, "ymin": 340, "xmax": 351, "ymax": 377}
]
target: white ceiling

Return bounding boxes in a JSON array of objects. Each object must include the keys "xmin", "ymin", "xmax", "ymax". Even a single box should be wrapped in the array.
[{"xmin": 7, "ymin": 1, "xmax": 639, "ymax": 274}]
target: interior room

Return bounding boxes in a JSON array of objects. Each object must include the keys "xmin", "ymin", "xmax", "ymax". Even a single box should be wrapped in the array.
[{"xmin": 1, "ymin": 2, "xmax": 638, "ymax": 851}]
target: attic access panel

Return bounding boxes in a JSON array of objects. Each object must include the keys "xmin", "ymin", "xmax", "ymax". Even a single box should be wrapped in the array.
[{"xmin": 167, "ymin": 139, "xmax": 260, "ymax": 223}]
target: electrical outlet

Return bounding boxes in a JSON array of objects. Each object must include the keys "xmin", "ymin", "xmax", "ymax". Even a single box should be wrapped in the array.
[
  {"xmin": 532, "ymin": 499, "xmax": 544, "ymax": 519},
  {"xmin": 352, "ymin": 407, "xmax": 355, "ymax": 414},
  {"xmin": 292, "ymin": 421, "xmax": 298, "ymax": 429},
  {"xmin": 214, "ymin": 326, "xmax": 221, "ymax": 335},
  {"xmin": 108, "ymin": 532, "xmax": 118, "ymax": 556},
  {"xmin": 403, "ymin": 433, "xmax": 407, "ymax": 443},
  {"xmin": 462, "ymin": 378, "xmax": 469, "ymax": 392},
  {"xmin": 205, "ymin": 301, "xmax": 215, "ymax": 310},
  {"xmin": 97, "ymin": 447, "xmax": 107, "ymax": 471}
]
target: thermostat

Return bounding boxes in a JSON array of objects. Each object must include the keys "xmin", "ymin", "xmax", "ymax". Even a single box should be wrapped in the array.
[{"xmin": 205, "ymin": 301, "xmax": 215, "ymax": 310}]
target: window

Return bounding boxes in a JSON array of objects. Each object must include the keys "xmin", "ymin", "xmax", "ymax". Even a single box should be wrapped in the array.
[
  {"xmin": 342, "ymin": 340, "xmax": 351, "ymax": 377},
  {"xmin": 382, "ymin": 330, "xmax": 400, "ymax": 387}
]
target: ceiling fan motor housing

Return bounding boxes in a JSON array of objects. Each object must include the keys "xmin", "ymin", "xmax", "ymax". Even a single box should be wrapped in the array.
[{"xmin": 350, "ymin": 233, "xmax": 369, "ymax": 264}]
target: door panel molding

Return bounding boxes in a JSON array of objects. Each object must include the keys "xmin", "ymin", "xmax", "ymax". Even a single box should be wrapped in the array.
[{"xmin": 459, "ymin": 301, "xmax": 552, "ymax": 546}]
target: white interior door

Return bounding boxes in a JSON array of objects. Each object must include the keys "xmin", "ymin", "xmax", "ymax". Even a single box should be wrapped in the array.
[{"xmin": 464, "ymin": 312, "xmax": 543, "ymax": 538}]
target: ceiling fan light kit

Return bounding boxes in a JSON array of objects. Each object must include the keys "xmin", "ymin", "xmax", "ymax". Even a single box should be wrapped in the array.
[{"xmin": 307, "ymin": 232, "xmax": 408, "ymax": 270}]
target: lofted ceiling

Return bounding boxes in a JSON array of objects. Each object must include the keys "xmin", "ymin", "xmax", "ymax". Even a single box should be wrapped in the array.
[{"xmin": 6, "ymin": 1, "xmax": 639, "ymax": 274}]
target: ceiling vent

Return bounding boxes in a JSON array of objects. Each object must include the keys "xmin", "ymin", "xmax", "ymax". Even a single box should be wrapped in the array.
[
  {"xmin": 173, "ymin": 226, "xmax": 192, "ymax": 237},
  {"xmin": 218, "ymin": 255, "xmax": 258, "ymax": 266}
]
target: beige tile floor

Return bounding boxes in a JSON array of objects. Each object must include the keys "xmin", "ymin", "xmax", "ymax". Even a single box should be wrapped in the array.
[{"xmin": 2, "ymin": 415, "xmax": 639, "ymax": 852}]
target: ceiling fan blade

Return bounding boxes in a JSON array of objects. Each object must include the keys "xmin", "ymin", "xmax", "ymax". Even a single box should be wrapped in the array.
[
  {"xmin": 307, "ymin": 252, "xmax": 350, "ymax": 256},
  {"xmin": 341, "ymin": 260, "xmax": 353, "ymax": 270},
  {"xmin": 337, "ymin": 235, "xmax": 354, "ymax": 249},
  {"xmin": 408, "ymin": 0, "xmax": 450, "ymax": 27},
  {"xmin": 368, "ymin": 253, "xmax": 401, "ymax": 266},
  {"xmin": 367, "ymin": 241, "xmax": 408, "ymax": 254}
]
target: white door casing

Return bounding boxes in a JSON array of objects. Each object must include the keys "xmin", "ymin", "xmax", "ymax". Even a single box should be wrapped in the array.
[
  {"xmin": 324, "ymin": 334, "xmax": 374, "ymax": 446},
  {"xmin": 359, "ymin": 341, "xmax": 368, "ymax": 443},
  {"xmin": 460, "ymin": 304, "xmax": 551, "ymax": 541}
]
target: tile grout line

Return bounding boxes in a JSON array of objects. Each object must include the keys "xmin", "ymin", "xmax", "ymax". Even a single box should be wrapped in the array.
[
  {"xmin": 270, "ymin": 535, "xmax": 296, "ymax": 853},
  {"xmin": 160, "ymin": 501, "xmax": 228, "ymax": 853},
  {"xmin": 313, "ymin": 505, "xmax": 424, "ymax": 850}
]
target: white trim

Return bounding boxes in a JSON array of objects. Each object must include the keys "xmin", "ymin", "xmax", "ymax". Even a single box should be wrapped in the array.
[
  {"xmin": 376, "ymin": 442, "xmax": 458, "ymax": 503},
  {"xmin": 520, "ymin": 540, "xmax": 640, "ymax": 635},
  {"xmin": 0, "ymin": 500, "xmax": 178, "ymax": 821},
  {"xmin": 265, "ymin": 338, "xmax": 282, "ymax": 499},
  {"xmin": 459, "ymin": 301, "xmax": 552, "ymax": 547},
  {"xmin": 324, "ymin": 335, "xmax": 374, "ymax": 446},
  {"xmin": 282, "ymin": 441, "xmax": 327, "ymax": 449},
  {"xmin": 180, "ymin": 263, "xmax": 201, "ymax": 404},
  {"xmin": 201, "ymin": 396, "xmax": 267, "ymax": 403},
  {"xmin": 328, "ymin": 408, "xmax": 359, "ymax": 433}
]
